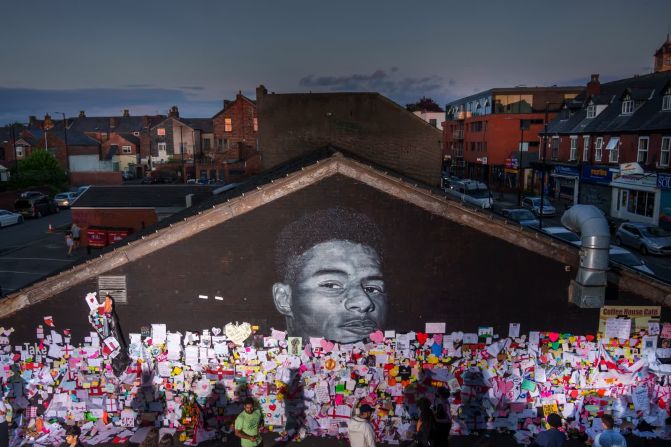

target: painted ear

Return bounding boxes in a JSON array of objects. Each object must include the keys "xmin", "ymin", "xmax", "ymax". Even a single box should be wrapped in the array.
[{"xmin": 272, "ymin": 283, "xmax": 293, "ymax": 316}]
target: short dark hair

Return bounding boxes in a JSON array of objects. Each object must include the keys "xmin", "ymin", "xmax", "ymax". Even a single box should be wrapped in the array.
[
  {"xmin": 243, "ymin": 397, "xmax": 255, "ymax": 406},
  {"xmin": 65, "ymin": 425, "xmax": 81, "ymax": 437},
  {"xmin": 359, "ymin": 404, "xmax": 374, "ymax": 414},
  {"xmin": 546, "ymin": 413, "xmax": 562, "ymax": 428},
  {"xmin": 274, "ymin": 207, "xmax": 383, "ymax": 283},
  {"xmin": 601, "ymin": 414, "xmax": 614, "ymax": 428}
]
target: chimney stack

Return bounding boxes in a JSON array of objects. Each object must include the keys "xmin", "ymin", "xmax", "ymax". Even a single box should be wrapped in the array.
[
  {"xmin": 143, "ymin": 115, "xmax": 150, "ymax": 128},
  {"xmin": 223, "ymin": 99, "xmax": 232, "ymax": 108},
  {"xmin": 79, "ymin": 110, "xmax": 86, "ymax": 118},
  {"xmin": 110, "ymin": 117, "xmax": 118, "ymax": 128},
  {"xmin": 43, "ymin": 114, "xmax": 54, "ymax": 130},
  {"xmin": 29, "ymin": 116, "xmax": 37, "ymax": 127},
  {"xmin": 123, "ymin": 109, "xmax": 130, "ymax": 117},
  {"xmin": 586, "ymin": 74, "xmax": 601, "ymax": 97},
  {"xmin": 168, "ymin": 106, "xmax": 179, "ymax": 118}
]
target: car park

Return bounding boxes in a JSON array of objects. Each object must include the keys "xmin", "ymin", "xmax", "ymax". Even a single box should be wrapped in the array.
[
  {"xmin": 54, "ymin": 192, "xmax": 79, "ymax": 209},
  {"xmin": 522, "ymin": 196, "xmax": 556, "ymax": 217},
  {"xmin": 501, "ymin": 208, "xmax": 540, "ymax": 227},
  {"xmin": 608, "ymin": 245, "xmax": 655, "ymax": 275},
  {"xmin": 614, "ymin": 222, "xmax": 671, "ymax": 255},
  {"xmin": 0, "ymin": 209, "xmax": 23, "ymax": 227},
  {"xmin": 14, "ymin": 192, "xmax": 58, "ymax": 218},
  {"xmin": 540, "ymin": 226, "xmax": 581, "ymax": 246}
]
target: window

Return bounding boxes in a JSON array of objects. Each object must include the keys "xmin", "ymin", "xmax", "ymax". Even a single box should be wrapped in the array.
[
  {"xmin": 110, "ymin": 144, "xmax": 118, "ymax": 154},
  {"xmin": 663, "ymin": 93, "xmax": 671, "ymax": 111},
  {"xmin": 0, "ymin": 148, "xmax": 4, "ymax": 160},
  {"xmin": 470, "ymin": 121, "xmax": 483, "ymax": 132},
  {"xmin": 583, "ymin": 136, "xmax": 590, "ymax": 162},
  {"xmin": 429, "ymin": 119, "xmax": 437, "ymax": 127},
  {"xmin": 586, "ymin": 104, "xmax": 596, "ymax": 118},
  {"xmin": 606, "ymin": 137, "xmax": 619, "ymax": 163},
  {"xmin": 622, "ymin": 95, "xmax": 634, "ymax": 114},
  {"xmin": 661, "ymin": 136, "xmax": 671, "ymax": 167},
  {"xmin": 203, "ymin": 139, "xmax": 211, "ymax": 150},
  {"xmin": 637, "ymin": 137, "xmax": 649, "ymax": 164},
  {"xmin": 157, "ymin": 128, "xmax": 166, "ymax": 136},
  {"xmin": 158, "ymin": 142, "xmax": 167, "ymax": 153},
  {"xmin": 224, "ymin": 118, "xmax": 232, "ymax": 132},
  {"xmin": 133, "ymin": 131, "xmax": 140, "ymax": 136},
  {"xmin": 551, "ymin": 137, "xmax": 560, "ymax": 160},
  {"xmin": 569, "ymin": 136, "xmax": 578, "ymax": 161},
  {"xmin": 16, "ymin": 146, "xmax": 25, "ymax": 158},
  {"xmin": 626, "ymin": 190, "xmax": 655, "ymax": 218},
  {"xmin": 595, "ymin": 137, "xmax": 603, "ymax": 162},
  {"xmin": 122, "ymin": 146, "xmax": 132, "ymax": 154},
  {"xmin": 253, "ymin": 117, "xmax": 258, "ymax": 132}
]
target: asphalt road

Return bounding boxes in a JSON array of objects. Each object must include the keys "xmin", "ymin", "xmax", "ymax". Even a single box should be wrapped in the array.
[{"xmin": 0, "ymin": 209, "xmax": 87, "ymax": 296}]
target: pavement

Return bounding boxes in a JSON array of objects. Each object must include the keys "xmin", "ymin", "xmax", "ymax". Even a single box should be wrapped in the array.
[{"xmin": 0, "ymin": 209, "xmax": 87, "ymax": 296}]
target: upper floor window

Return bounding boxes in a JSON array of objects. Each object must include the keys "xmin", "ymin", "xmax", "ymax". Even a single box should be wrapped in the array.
[
  {"xmin": 583, "ymin": 136, "xmax": 590, "ymax": 162},
  {"xmin": 595, "ymin": 137, "xmax": 604, "ymax": 162},
  {"xmin": 606, "ymin": 137, "xmax": 619, "ymax": 163},
  {"xmin": 224, "ymin": 118, "xmax": 232, "ymax": 132},
  {"xmin": 569, "ymin": 136, "xmax": 578, "ymax": 161},
  {"xmin": 660, "ymin": 136, "xmax": 671, "ymax": 167},
  {"xmin": 253, "ymin": 117, "xmax": 258, "ymax": 132},
  {"xmin": 157, "ymin": 128, "xmax": 166, "ymax": 136},
  {"xmin": 586, "ymin": 104, "xmax": 596, "ymax": 118},
  {"xmin": 551, "ymin": 137, "xmax": 560, "ymax": 161},
  {"xmin": 122, "ymin": 146, "xmax": 132, "ymax": 154},
  {"xmin": 663, "ymin": 92, "xmax": 671, "ymax": 111},
  {"xmin": 621, "ymin": 95, "xmax": 634, "ymax": 114},
  {"xmin": 637, "ymin": 136, "xmax": 649, "ymax": 164}
]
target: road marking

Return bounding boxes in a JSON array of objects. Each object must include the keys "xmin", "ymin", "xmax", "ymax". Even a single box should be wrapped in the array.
[
  {"xmin": 0, "ymin": 257, "xmax": 72, "ymax": 262},
  {"xmin": 0, "ymin": 270, "xmax": 48, "ymax": 275}
]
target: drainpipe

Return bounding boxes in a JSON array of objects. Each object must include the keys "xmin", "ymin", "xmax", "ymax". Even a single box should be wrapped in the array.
[{"xmin": 560, "ymin": 204, "xmax": 610, "ymax": 308}]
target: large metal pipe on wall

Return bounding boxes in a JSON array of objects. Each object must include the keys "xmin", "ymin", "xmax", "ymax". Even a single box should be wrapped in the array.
[{"xmin": 561, "ymin": 205, "xmax": 610, "ymax": 308}]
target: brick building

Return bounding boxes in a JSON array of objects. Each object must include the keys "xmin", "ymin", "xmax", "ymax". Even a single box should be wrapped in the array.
[
  {"xmin": 443, "ymin": 86, "xmax": 582, "ymax": 192},
  {"xmin": 212, "ymin": 92, "xmax": 258, "ymax": 155},
  {"xmin": 256, "ymin": 85, "xmax": 443, "ymax": 186}
]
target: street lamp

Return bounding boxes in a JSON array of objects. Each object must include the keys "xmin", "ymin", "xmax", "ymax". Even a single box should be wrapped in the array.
[{"xmin": 55, "ymin": 112, "xmax": 70, "ymax": 172}]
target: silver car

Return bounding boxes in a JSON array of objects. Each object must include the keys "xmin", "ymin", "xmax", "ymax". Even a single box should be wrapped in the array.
[
  {"xmin": 614, "ymin": 222, "xmax": 671, "ymax": 255},
  {"xmin": 54, "ymin": 192, "xmax": 79, "ymax": 209},
  {"xmin": 522, "ymin": 196, "xmax": 557, "ymax": 217},
  {"xmin": 501, "ymin": 208, "xmax": 540, "ymax": 227}
]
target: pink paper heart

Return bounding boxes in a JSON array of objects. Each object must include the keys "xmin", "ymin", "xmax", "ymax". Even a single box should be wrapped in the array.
[
  {"xmin": 369, "ymin": 330, "xmax": 385, "ymax": 343},
  {"xmin": 548, "ymin": 332, "xmax": 559, "ymax": 342},
  {"xmin": 321, "ymin": 339, "xmax": 335, "ymax": 352}
]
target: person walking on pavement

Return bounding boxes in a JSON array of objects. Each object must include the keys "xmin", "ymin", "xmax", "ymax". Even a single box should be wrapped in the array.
[
  {"xmin": 434, "ymin": 388, "xmax": 452, "ymax": 447},
  {"xmin": 593, "ymin": 414, "xmax": 627, "ymax": 447},
  {"xmin": 416, "ymin": 397, "xmax": 437, "ymax": 447},
  {"xmin": 65, "ymin": 232, "xmax": 74, "ymax": 257},
  {"xmin": 235, "ymin": 397, "xmax": 263, "ymax": 447},
  {"xmin": 70, "ymin": 223, "xmax": 81, "ymax": 249},
  {"xmin": 348, "ymin": 402, "xmax": 376, "ymax": 447}
]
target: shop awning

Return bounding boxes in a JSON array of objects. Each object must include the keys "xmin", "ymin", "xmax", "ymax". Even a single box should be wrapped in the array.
[{"xmin": 605, "ymin": 137, "xmax": 620, "ymax": 151}]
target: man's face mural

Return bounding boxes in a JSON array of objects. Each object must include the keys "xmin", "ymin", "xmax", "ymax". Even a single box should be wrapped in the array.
[
  {"xmin": 273, "ymin": 240, "xmax": 387, "ymax": 343},
  {"xmin": 272, "ymin": 208, "xmax": 386, "ymax": 344}
]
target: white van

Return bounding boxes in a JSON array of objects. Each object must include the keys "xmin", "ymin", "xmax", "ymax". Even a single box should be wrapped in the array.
[{"xmin": 443, "ymin": 178, "xmax": 493, "ymax": 209}]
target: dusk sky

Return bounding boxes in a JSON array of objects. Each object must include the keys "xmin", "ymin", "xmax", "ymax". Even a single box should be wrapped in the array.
[{"xmin": 1, "ymin": 0, "xmax": 669, "ymax": 124}]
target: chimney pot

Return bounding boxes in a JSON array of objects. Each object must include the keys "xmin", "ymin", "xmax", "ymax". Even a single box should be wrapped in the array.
[
  {"xmin": 79, "ymin": 110, "xmax": 86, "ymax": 118},
  {"xmin": 123, "ymin": 109, "xmax": 130, "ymax": 117},
  {"xmin": 168, "ymin": 106, "xmax": 179, "ymax": 118}
]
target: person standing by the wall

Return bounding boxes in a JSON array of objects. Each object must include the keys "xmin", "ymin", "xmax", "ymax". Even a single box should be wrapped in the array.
[
  {"xmin": 0, "ymin": 390, "xmax": 10, "ymax": 447},
  {"xmin": 434, "ymin": 388, "xmax": 452, "ymax": 447},
  {"xmin": 348, "ymin": 403, "xmax": 376, "ymax": 447},
  {"xmin": 531, "ymin": 413, "xmax": 566, "ymax": 447},
  {"xmin": 593, "ymin": 415, "xmax": 627, "ymax": 447},
  {"xmin": 416, "ymin": 397, "xmax": 437, "ymax": 447},
  {"xmin": 70, "ymin": 223, "xmax": 81, "ymax": 249},
  {"xmin": 65, "ymin": 232, "xmax": 74, "ymax": 257},
  {"xmin": 235, "ymin": 397, "xmax": 263, "ymax": 447}
]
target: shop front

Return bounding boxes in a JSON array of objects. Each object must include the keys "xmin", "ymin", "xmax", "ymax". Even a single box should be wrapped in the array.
[
  {"xmin": 657, "ymin": 173, "xmax": 671, "ymax": 229},
  {"xmin": 550, "ymin": 165, "xmax": 580, "ymax": 205},
  {"xmin": 610, "ymin": 167, "xmax": 660, "ymax": 225},
  {"xmin": 579, "ymin": 165, "xmax": 615, "ymax": 216}
]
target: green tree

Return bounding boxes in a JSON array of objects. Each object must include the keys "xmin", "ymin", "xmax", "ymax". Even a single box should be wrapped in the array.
[
  {"xmin": 405, "ymin": 97, "xmax": 444, "ymax": 112},
  {"xmin": 11, "ymin": 150, "xmax": 67, "ymax": 192}
]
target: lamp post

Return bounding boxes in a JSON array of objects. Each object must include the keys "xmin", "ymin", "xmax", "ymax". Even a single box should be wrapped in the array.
[
  {"xmin": 518, "ymin": 119, "xmax": 529, "ymax": 206},
  {"xmin": 55, "ymin": 112, "xmax": 70, "ymax": 173}
]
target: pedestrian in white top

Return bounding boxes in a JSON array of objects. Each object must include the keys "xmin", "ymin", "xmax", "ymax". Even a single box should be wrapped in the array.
[{"xmin": 348, "ymin": 403, "xmax": 376, "ymax": 447}]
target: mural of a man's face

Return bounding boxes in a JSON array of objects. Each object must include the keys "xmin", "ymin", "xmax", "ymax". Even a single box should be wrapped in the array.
[{"xmin": 273, "ymin": 240, "xmax": 387, "ymax": 343}]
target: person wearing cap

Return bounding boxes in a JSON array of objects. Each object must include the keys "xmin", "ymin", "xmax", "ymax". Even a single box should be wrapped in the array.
[
  {"xmin": 593, "ymin": 414, "xmax": 627, "ymax": 447},
  {"xmin": 348, "ymin": 402, "xmax": 376, "ymax": 447},
  {"xmin": 65, "ymin": 425, "xmax": 83, "ymax": 447},
  {"xmin": 532, "ymin": 413, "xmax": 566, "ymax": 447}
]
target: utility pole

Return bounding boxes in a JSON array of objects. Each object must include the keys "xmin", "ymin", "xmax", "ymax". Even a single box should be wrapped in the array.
[
  {"xmin": 58, "ymin": 112, "xmax": 70, "ymax": 173},
  {"xmin": 539, "ymin": 103, "xmax": 550, "ymax": 229}
]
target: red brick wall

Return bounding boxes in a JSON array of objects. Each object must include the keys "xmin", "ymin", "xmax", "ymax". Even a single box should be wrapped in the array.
[
  {"xmin": 69, "ymin": 171, "xmax": 123, "ymax": 185},
  {"xmin": 102, "ymin": 134, "xmax": 139, "ymax": 156},
  {"xmin": 257, "ymin": 89, "xmax": 443, "ymax": 186},
  {"xmin": 72, "ymin": 208, "xmax": 157, "ymax": 246},
  {"xmin": 213, "ymin": 94, "xmax": 257, "ymax": 154}
]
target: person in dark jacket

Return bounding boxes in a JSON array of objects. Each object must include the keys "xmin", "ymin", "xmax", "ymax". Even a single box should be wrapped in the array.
[
  {"xmin": 532, "ymin": 413, "xmax": 566, "ymax": 447},
  {"xmin": 65, "ymin": 425, "xmax": 84, "ymax": 447},
  {"xmin": 416, "ymin": 398, "xmax": 437, "ymax": 447}
]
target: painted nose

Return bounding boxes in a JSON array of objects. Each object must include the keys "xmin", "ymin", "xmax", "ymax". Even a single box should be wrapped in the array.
[{"xmin": 344, "ymin": 286, "xmax": 375, "ymax": 313}]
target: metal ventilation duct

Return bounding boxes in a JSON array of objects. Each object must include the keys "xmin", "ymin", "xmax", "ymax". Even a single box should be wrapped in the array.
[{"xmin": 561, "ymin": 205, "xmax": 610, "ymax": 308}]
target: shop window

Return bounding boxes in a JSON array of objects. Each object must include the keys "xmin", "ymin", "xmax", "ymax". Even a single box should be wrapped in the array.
[
  {"xmin": 626, "ymin": 190, "xmax": 655, "ymax": 218},
  {"xmin": 569, "ymin": 136, "xmax": 577, "ymax": 161},
  {"xmin": 661, "ymin": 137, "xmax": 671, "ymax": 167},
  {"xmin": 595, "ymin": 137, "xmax": 604, "ymax": 162},
  {"xmin": 583, "ymin": 136, "xmax": 590, "ymax": 162},
  {"xmin": 637, "ymin": 137, "xmax": 649, "ymax": 164}
]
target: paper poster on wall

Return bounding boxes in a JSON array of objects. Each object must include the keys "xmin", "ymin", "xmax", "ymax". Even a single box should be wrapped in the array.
[{"xmin": 598, "ymin": 306, "xmax": 660, "ymax": 336}]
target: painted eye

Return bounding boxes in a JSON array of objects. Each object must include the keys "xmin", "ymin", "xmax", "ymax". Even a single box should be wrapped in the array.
[
  {"xmin": 364, "ymin": 285, "xmax": 384, "ymax": 294},
  {"xmin": 319, "ymin": 281, "xmax": 343, "ymax": 289}
]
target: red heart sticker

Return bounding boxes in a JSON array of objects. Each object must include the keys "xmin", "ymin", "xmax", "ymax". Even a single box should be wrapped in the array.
[
  {"xmin": 416, "ymin": 332, "xmax": 428, "ymax": 345},
  {"xmin": 548, "ymin": 332, "xmax": 559, "ymax": 342}
]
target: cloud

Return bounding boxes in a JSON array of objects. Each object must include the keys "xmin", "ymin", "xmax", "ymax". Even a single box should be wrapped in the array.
[
  {"xmin": 298, "ymin": 68, "xmax": 455, "ymax": 106},
  {"xmin": 179, "ymin": 86, "xmax": 206, "ymax": 91},
  {"xmin": 0, "ymin": 87, "xmax": 221, "ymax": 124}
]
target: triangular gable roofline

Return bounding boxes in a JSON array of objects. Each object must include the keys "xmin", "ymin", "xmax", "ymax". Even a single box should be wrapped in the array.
[
  {"xmin": 3, "ymin": 151, "xmax": 670, "ymax": 317},
  {"xmin": 149, "ymin": 116, "xmax": 195, "ymax": 131},
  {"xmin": 212, "ymin": 94, "xmax": 256, "ymax": 119},
  {"xmin": 14, "ymin": 138, "xmax": 31, "ymax": 146}
]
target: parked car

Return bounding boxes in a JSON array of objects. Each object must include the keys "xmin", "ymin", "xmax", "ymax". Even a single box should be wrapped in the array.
[
  {"xmin": 0, "ymin": 209, "xmax": 23, "ymax": 227},
  {"xmin": 540, "ymin": 226, "xmax": 581, "ymax": 246},
  {"xmin": 77, "ymin": 185, "xmax": 91, "ymax": 195},
  {"xmin": 614, "ymin": 222, "xmax": 671, "ymax": 255},
  {"xmin": 54, "ymin": 192, "xmax": 79, "ymax": 209},
  {"xmin": 443, "ymin": 178, "xmax": 493, "ymax": 209},
  {"xmin": 609, "ymin": 245, "xmax": 655, "ymax": 275},
  {"xmin": 14, "ymin": 192, "xmax": 58, "ymax": 218},
  {"xmin": 522, "ymin": 196, "xmax": 557, "ymax": 217},
  {"xmin": 501, "ymin": 208, "xmax": 540, "ymax": 227}
]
